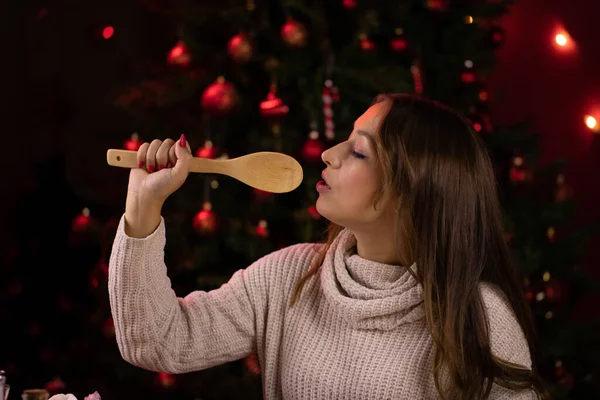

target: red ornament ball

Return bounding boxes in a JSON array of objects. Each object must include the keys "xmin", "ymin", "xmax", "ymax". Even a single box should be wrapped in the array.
[
  {"xmin": 524, "ymin": 288, "xmax": 534, "ymax": 301},
  {"xmin": 359, "ymin": 34, "xmax": 376, "ymax": 51},
  {"xmin": 155, "ymin": 372, "xmax": 176, "ymax": 389},
  {"xmin": 554, "ymin": 361, "xmax": 575, "ymax": 390},
  {"xmin": 256, "ymin": 220, "xmax": 269, "ymax": 238},
  {"xmin": 390, "ymin": 37, "xmax": 408, "ymax": 52},
  {"xmin": 260, "ymin": 86, "xmax": 289, "ymax": 121},
  {"xmin": 488, "ymin": 26, "xmax": 505, "ymax": 49},
  {"xmin": 467, "ymin": 112, "xmax": 492, "ymax": 133},
  {"xmin": 124, "ymin": 132, "xmax": 142, "ymax": 151},
  {"xmin": 544, "ymin": 279, "xmax": 568, "ymax": 303},
  {"xmin": 253, "ymin": 188, "xmax": 273, "ymax": 200},
  {"xmin": 72, "ymin": 208, "xmax": 93, "ymax": 232},
  {"xmin": 426, "ymin": 0, "xmax": 449, "ymax": 11},
  {"xmin": 478, "ymin": 90, "xmax": 489, "ymax": 102},
  {"xmin": 167, "ymin": 40, "xmax": 191, "ymax": 67},
  {"xmin": 509, "ymin": 156, "xmax": 532, "ymax": 184},
  {"xmin": 201, "ymin": 77, "xmax": 239, "ymax": 116},
  {"xmin": 195, "ymin": 140, "xmax": 217, "ymax": 159},
  {"xmin": 509, "ymin": 167, "xmax": 531, "ymax": 183},
  {"xmin": 103, "ymin": 317, "xmax": 115, "ymax": 338},
  {"xmin": 90, "ymin": 261, "xmax": 109, "ymax": 290},
  {"xmin": 302, "ymin": 131, "xmax": 326, "ymax": 163},
  {"xmin": 45, "ymin": 377, "xmax": 66, "ymax": 394},
  {"xmin": 281, "ymin": 19, "xmax": 307, "ymax": 47},
  {"xmin": 245, "ymin": 353, "xmax": 261, "ymax": 375},
  {"xmin": 193, "ymin": 202, "xmax": 218, "ymax": 234},
  {"xmin": 307, "ymin": 205, "xmax": 321, "ymax": 220},
  {"xmin": 228, "ymin": 33, "xmax": 253, "ymax": 63},
  {"xmin": 461, "ymin": 70, "xmax": 476, "ymax": 84},
  {"xmin": 390, "ymin": 29, "xmax": 408, "ymax": 52}
]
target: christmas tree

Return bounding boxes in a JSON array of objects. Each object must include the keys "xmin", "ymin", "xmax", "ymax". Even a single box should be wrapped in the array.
[{"xmin": 3, "ymin": 0, "xmax": 600, "ymax": 399}]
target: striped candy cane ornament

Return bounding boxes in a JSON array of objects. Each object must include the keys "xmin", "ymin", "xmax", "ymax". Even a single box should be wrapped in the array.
[{"xmin": 323, "ymin": 80, "xmax": 335, "ymax": 141}]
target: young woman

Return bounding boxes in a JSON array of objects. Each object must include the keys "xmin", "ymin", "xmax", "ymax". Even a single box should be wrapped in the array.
[{"xmin": 109, "ymin": 93, "xmax": 549, "ymax": 399}]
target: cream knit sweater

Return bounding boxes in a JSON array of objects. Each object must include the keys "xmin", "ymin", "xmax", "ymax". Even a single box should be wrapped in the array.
[{"xmin": 108, "ymin": 215, "xmax": 537, "ymax": 399}]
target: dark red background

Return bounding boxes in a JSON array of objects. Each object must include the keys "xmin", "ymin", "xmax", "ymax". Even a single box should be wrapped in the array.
[{"xmin": 488, "ymin": 0, "xmax": 600, "ymax": 317}]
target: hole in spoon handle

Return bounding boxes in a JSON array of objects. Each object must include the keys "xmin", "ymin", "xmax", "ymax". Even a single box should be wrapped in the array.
[{"xmin": 106, "ymin": 149, "xmax": 139, "ymax": 168}]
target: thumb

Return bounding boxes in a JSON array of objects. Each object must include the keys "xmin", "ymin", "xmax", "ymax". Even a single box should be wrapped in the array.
[{"xmin": 170, "ymin": 134, "xmax": 192, "ymax": 186}]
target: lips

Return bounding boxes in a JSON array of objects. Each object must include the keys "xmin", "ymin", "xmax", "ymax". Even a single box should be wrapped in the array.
[{"xmin": 321, "ymin": 172, "xmax": 331, "ymax": 188}]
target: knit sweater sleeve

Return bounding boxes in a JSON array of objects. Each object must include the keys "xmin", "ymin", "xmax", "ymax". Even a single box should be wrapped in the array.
[
  {"xmin": 481, "ymin": 283, "xmax": 538, "ymax": 400},
  {"xmin": 108, "ymin": 214, "xmax": 272, "ymax": 374}
]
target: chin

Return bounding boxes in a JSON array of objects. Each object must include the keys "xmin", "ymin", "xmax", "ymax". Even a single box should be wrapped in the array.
[
  {"xmin": 315, "ymin": 199, "xmax": 350, "ymax": 229},
  {"xmin": 316, "ymin": 199, "xmax": 334, "ymax": 223},
  {"xmin": 315, "ymin": 198, "xmax": 327, "ymax": 218}
]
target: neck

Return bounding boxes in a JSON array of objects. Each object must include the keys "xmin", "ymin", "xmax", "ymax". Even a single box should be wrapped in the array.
[{"xmin": 353, "ymin": 228, "xmax": 402, "ymax": 266}]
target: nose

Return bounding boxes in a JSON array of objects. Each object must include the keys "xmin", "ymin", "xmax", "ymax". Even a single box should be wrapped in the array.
[
  {"xmin": 321, "ymin": 145, "xmax": 339, "ymax": 168},
  {"xmin": 321, "ymin": 147, "xmax": 329, "ymax": 165}
]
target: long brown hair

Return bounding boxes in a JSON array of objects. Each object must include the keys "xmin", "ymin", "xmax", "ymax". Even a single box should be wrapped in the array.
[{"xmin": 290, "ymin": 94, "xmax": 550, "ymax": 399}]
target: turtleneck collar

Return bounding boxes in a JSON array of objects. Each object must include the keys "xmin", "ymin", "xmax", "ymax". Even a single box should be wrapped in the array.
[{"xmin": 320, "ymin": 228, "xmax": 424, "ymax": 330}]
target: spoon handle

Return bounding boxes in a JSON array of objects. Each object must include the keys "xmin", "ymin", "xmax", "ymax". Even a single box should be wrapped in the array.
[
  {"xmin": 106, "ymin": 148, "xmax": 255, "ymax": 179},
  {"xmin": 106, "ymin": 149, "xmax": 226, "ymax": 173},
  {"xmin": 106, "ymin": 149, "xmax": 139, "ymax": 168}
]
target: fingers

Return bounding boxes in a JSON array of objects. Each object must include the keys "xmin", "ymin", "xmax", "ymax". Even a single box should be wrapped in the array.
[
  {"xmin": 136, "ymin": 142, "xmax": 150, "ymax": 170},
  {"xmin": 174, "ymin": 134, "xmax": 192, "ymax": 161},
  {"xmin": 145, "ymin": 139, "xmax": 163, "ymax": 173},
  {"xmin": 171, "ymin": 134, "xmax": 193, "ymax": 184},
  {"xmin": 168, "ymin": 143, "xmax": 177, "ymax": 168},
  {"xmin": 157, "ymin": 138, "xmax": 175, "ymax": 170},
  {"xmin": 136, "ymin": 137, "xmax": 192, "ymax": 173},
  {"xmin": 169, "ymin": 135, "xmax": 191, "ymax": 166}
]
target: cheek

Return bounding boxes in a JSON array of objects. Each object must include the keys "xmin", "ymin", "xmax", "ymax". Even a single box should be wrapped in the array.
[{"xmin": 339, "ymin": 170, "xmax": 380, "ymax": 207}]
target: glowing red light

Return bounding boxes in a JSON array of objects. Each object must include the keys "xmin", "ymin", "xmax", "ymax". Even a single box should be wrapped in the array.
[{"xmin": 103, "ymin": 26, "xmax": 114, "ymax": 39}]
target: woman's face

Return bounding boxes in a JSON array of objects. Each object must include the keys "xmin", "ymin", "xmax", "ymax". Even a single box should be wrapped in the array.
[{"xmin": 316, "ymin": 101, "xmax": 396, "ymax": 230}]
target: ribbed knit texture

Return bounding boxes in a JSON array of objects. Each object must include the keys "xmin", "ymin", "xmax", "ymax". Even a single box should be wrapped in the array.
[{"xmin": 109, "ymin": 215, "xmax": 537, "ymax": 399}]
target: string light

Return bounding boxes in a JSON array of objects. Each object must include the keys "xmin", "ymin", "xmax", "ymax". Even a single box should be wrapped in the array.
[
  {"xmin": 552, "ymin": 28, "xmax": 575, "ymax": 52},
  {"xmin": 513, "ymin": 156, "xmax": 524, "ymax": 167},
  {"xmin": 543, "ymin": 271, "xmax": 551, "ymax": 282},
  {"xmin": 585, "ymin": 115, "xmax": 598, "ymax": 132},
  {"xmin": 555, "ymin": 33, "xmax": 568, "ymax": 47},
  {"xmin": 536, "ymin": 292, "xmax": 545, "ymax": 302}
]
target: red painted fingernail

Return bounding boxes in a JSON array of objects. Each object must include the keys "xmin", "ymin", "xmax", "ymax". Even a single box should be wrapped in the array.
[
  {"xmin": 158, "ymin": 164, "xmax": 164, "ymax": 171},
  {"xmin": 179, "ymin": 134, "xmax": 187, "ymax": 147},
  {"xmin": 138, "ymin": 161, "xmax": 145, "ymax": 168},
  {"xmin": 166, "ymin": 161, "xmax": 173, "ymax": 168},
  {"xmin": 147, "ymin": 165, "xmax": 155, "ymax": 173}
]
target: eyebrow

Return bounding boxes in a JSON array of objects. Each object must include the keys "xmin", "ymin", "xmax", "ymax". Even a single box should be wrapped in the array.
[{"xmin": 355, "ymin": 128, "xmax": 375, "ymax": 146}]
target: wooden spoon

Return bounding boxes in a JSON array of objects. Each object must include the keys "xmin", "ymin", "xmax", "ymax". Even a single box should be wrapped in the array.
[{"xmin": 106, "ymin": 149, "xmax": 304, "ymax": 193}]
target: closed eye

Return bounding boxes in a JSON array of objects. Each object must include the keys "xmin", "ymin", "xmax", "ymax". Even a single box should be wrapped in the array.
[{"xmin": 352, "ymin": 150, "xmax": 367, "ymax": 159}]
